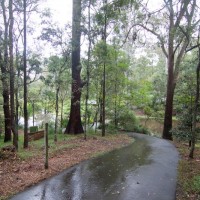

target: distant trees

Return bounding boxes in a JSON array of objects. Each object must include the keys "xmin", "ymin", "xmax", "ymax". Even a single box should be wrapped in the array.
[{"xmin": 0, "ymin": 0, "xmax": 41, "ymax": 148}]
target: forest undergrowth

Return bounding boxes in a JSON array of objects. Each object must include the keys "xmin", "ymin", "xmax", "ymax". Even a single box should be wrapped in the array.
[{"xmin": 175, "ymin": 141, "xmax": 200, "ymax": 200}]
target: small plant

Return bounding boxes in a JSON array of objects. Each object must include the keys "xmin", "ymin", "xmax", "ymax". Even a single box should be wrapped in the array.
[
  {"xmin": 134, "ymin": 125, "xmax": 150, "ymax": 134},
  {"xmin": 192, "ymin": 176, "xmax": 200, "ymax": 193},
  {"xmin": 29, "ymin": 126, "xmax": 38, "ymax": 133}
]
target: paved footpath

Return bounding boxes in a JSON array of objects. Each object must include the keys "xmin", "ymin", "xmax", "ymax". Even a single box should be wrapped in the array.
[{"xmin": 10, "ymin": 133, "xmax": 179, "ymax": 200}]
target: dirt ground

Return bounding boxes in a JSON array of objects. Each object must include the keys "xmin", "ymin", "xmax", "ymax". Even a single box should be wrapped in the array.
[{"xmin": 0, "ymin": 134, "xmax": 132, "ymax": 200}]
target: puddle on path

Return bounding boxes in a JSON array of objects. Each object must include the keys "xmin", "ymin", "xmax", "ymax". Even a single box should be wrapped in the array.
[{"xmin": 10, "ymin": 136, "xmax": 152, "ymax": 200}]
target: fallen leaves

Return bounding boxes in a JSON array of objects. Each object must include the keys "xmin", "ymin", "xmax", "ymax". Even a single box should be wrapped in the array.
[{"xmin": 0, "ymin": 134, "xmax": 132, "ymax": 199}]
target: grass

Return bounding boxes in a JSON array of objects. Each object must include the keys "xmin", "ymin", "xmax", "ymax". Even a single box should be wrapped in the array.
[
  {"xmin": 0, "ymin": 128, "xmax": 128, "ymax": 161},
  {"xmin": 0, "ymin": 131, "xmax": 76, "ymax": 160}
]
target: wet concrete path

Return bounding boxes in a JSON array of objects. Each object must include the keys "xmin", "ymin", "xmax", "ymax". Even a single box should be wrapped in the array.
[{"xmin": 10, "ymin": 133, "xmax": 179, "ymax": 200}]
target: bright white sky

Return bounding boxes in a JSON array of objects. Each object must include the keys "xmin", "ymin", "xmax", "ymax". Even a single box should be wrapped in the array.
[
  {"xmin": 35, "ymin": 0, "xmax": 163, "ymax": 57},
  {"xmin": 42, "ymin": 0, "xmax": 72, "ymax": 25},
  {"xmin": 43, "ymin": 0, "xmax": 162, "ymax": 24}
]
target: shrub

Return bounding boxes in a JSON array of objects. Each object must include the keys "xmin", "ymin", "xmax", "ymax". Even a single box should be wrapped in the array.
[
  {"xmin": 192, "ymin": 176, "xmax": 200, "ymax": 193},
  {"xmin": 171, "ymin": 129, "xmax": 192, "ymax": 141},
  {"xmin": 29, "ymin": 126, "xmax": 38, "ymax": 133},
  {"xmin": 116, "ymin": 110, "xmax": 138, "ymax": 131},
  {"xmin": 109, "ymin": 108, "xmax": 150, "ymax": 134}
]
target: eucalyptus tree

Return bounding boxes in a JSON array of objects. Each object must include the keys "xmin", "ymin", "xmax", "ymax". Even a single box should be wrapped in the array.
[
  {"xmin": 83, "ymin": 0, "xmax": 92, "ymax": 139},
  {"xmin": 65, "ymin": 0, "xmax": 84, "ymax": 134},
  {"xmin": 23, "ymin": 0, "xmax": 28, "ymax": 148},
  {"xmin": 9, "ymin": 0, "xmax": 18, "ymax": 149},
  {"xmin": 133, "ymin": 0, "xmax": 198, "ymax": 140},
  {"xmin": 91, "ymin": 0, "xmax": 128, "ymax": 135},
  {"xmin": 0, "ymin": 0, "xmax": 12, "ymax": 142}
]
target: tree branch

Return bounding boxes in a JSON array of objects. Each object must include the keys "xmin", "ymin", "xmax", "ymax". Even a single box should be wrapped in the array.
[{"xmin": 138, "ymin": 24, "xmax": 168, "ymax": 57}]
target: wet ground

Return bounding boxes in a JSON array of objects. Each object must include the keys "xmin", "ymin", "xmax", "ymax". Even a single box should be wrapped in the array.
[{"xmin": 10, "ymin": 133, "xmax": 179, "ymax": 200}]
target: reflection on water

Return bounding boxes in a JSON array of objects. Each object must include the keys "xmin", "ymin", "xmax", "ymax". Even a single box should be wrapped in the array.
[{"xmin": 139, "ymin": 118, "xmax": 178, "ymax": 136}]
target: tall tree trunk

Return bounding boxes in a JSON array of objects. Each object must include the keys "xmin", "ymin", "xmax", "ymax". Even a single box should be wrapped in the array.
[
  {"xmin": 84, "ymin": 0, "xmax": 91, "ymax": 140},
  {"xmin": 114, "ymin": 42, "xmax": 118, "ymax": 129},
  {"xmin": 162, "ymin": 55, "xmax": 175, "ymax": 140},
  {"xmin": 1, "ymin": 0, "xmax": 11, "ymax": 142},
  {"xmin": 102, "ymin": 0, "xmax": 107, "ymax": 137},
  {"xmin": 9, "ymin": 0, "xmax": 18, "ymax": 149},
  {"xmin": 23, "ymin": 0, "xmax": 28, "ymax": 148},
  {"xmin": 0, "ymin": 52, "xmax": 11, "ymax": 142},
  {"xmin": 65, "ymin": 0, "xmax": 84, "ymax": 134},
  {"xmin": 3, "ymin": 87, "xmax": 11, "ymax": 142},
  {"xmin": 54, "ymin": 87, "xmax": 59, "ymax": 142},
  {"xmin": 15, "ymin": 49, "xmax": 20, "ymax": 137},
  {"xmin": 114, "ymin": 81, "xmax": 118, "ymax": 128}
]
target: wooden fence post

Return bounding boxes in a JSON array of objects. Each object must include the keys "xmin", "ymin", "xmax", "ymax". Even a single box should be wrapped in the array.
[{"xmin": 45, "ymin": 123, "xmax": 48, "ymax": 169}]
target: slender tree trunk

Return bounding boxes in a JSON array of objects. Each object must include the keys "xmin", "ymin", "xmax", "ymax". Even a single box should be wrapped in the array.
[
  {"xmin": 54, "ymin": 87, "xmax": 59, "ymax": 142},
  {"xmin": 84, "ymin": 0, "xmax": 91, "ymax": 140},
  {"xmin": 114, "ymin": 81, "xmax": 117, "ymax": 128},
  {"xmin": 65, "ymin": 0, "xmax": 84, "ymax": 134},
  {"xmin": 99, "ymin": 97, "xmax": 103, "ymax": 125},
  {"xmin": 102, "ymin": 0, "xmax": 107, "ymax": 137},
  {"xmin": 23, "ymin": 0, "xmax": 28, "ymax": 148},
  {"xmin": 2, "ymin": 80, "xmax": 11, "ymax": 142},
  {"xmin": 15, "ymin": 49, "xmax": 20, "ymax": 138},
  {"xmin": 0, "ymin": 52, "xmax": 11, "ymax": 142},
  {"xmin": 61, "ymin": 99, "xmax": 63, "ymax": 127},
  {"xmin": 9, "ymin": 0, "xmax": 18, "ymax": 149},
  {"xmin": 114, "ymin": 42, "xmax": 118, "ymax": 129},
  {"xmin": 32, "ymin": 101, "xmax": 35, "ymax": 126},
  {"xmin": 1, "ymin": 1, "xmax": 11, "ymax": 142}
]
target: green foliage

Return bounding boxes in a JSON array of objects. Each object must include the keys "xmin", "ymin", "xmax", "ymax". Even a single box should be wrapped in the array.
[
  {"xmin": 192, "ymin": 176, "xmax": 200, "ymax": 193},
  {"xmin": 61, "ymin": 118, "xmax": 68, "ymax": 128},
  {"xmin": 108, "ymin": 107, "xmax": 150, "ymax": 134},
  {"xmin": 134, "ymin": 125, "xmax": 150, "ymax": 135},
  {"xmin": 172, "ymin": 53, "xmax": 198, "ymax": 141},
  {"xmin": 172, "ymin": 107, "xmax": 193, "ymax": 141},
  {"xmin": 29, "ymin": 126, "xmax": 39, "ymax": 133},
  {"xmin": 117, "ymin": 109, "xmax": 138, "ymax": 131},
  {"xmin": 183, "ymin": 174, "xmax": 200, "ymax": 194}
]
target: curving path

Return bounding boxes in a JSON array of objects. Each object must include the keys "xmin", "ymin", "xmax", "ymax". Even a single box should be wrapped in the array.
[{"xmin": 10, "ymin": 133, "xmax": 179, "ymax": 200}]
